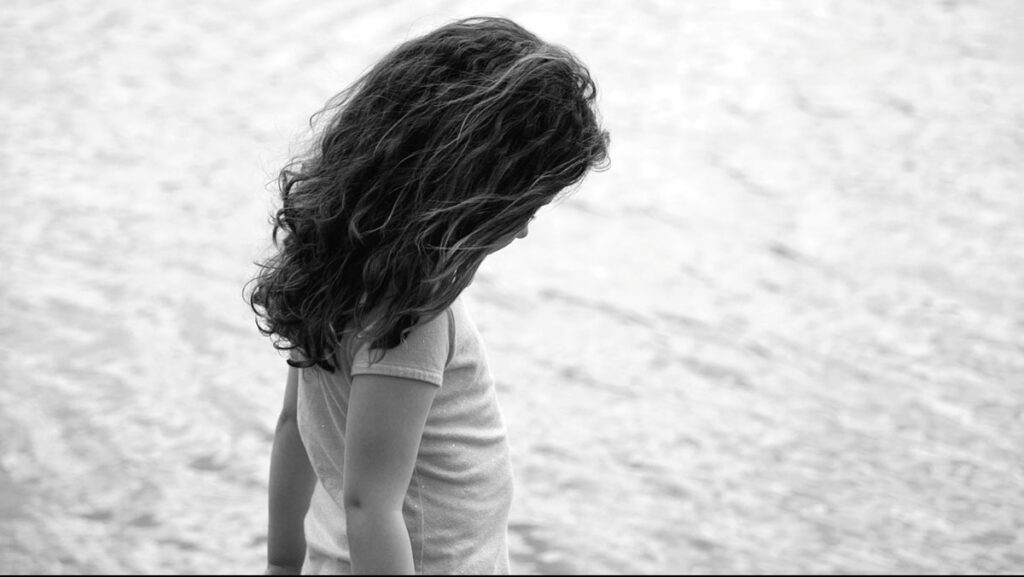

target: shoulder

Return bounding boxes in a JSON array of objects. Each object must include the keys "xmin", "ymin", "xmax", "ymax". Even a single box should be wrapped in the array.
[
  {"xmin": 350, "ymin": 304, "xmax": 457, "ymax": 386},
  {"xmin": 404, "ymin": 305, "xmax": 455, "ymax": 364},
  {"xmin": 447, "ymin": 296, "xmax": 485, "ymax": 347}
]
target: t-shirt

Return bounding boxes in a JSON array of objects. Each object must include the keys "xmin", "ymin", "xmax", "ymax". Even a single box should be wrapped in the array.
[{"xmin": 294, "ymin": 296, "xmax": 514, "ymax": 575}]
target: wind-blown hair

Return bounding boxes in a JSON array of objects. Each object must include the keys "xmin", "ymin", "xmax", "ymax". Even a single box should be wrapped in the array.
[{"xmin": 248, "ymin": 16, "xmax": 610, "ymax": 371}]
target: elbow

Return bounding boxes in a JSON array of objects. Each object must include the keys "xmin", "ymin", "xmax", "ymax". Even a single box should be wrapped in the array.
[
  {"xmin": 342, "ymin": 486, "xmax": 373, "ymax": 515},
  {"xmin": 342, "ymin": 488, "xmax": 400, "ymax": 519},
  {"xmin": 342, "ymin": 492, "xmax": 362, "ymax": 515},
  {"xmin": 343, "ymin": 491, "xmax": 373, "ymax": 526}
]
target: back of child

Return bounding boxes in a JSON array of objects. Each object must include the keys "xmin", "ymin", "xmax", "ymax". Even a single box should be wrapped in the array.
[{"xmin": 251, "ymin": 16, "xmax": 608, "ymax": 575}]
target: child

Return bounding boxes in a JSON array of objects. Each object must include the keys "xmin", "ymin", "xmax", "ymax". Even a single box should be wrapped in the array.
[{"xmin": 249, "ymin": 16, "xmax": 608, "ymax": 575}]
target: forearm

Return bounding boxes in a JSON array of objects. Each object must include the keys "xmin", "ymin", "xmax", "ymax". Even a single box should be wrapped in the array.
[
  {"xmin": 346, "ymin": 506, "xmax": 415, "ymax": 574},
  {"xmin": 267, "ymin": 417, "xmax": 316, "ymax": 569}
]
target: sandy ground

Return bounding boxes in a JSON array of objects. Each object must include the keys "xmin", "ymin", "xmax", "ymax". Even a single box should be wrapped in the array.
[{"xmin": 1, "ymin": 0, "xmax": 1023, "ymax": 573}]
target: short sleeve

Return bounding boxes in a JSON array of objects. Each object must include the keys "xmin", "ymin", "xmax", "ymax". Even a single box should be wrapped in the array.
[{"xmin": 350, "ymin": 310, "xmax": 452, "ymax": 387}]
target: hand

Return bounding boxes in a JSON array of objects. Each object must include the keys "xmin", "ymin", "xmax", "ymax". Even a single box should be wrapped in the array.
[{"xmin": 265, "ymin": 563, "xmax": 301, "ymax": 575}]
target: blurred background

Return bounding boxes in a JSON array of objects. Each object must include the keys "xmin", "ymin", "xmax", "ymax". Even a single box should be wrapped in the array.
[{"xmin": 1, "ymin": 0, "xmax": 1022, "ymax": 573}]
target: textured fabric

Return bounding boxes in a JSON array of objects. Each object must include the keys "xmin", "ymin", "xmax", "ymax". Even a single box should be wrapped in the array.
[{"xmin": 296, "ymin": 296, "xmax": 514, "ymax": 575}]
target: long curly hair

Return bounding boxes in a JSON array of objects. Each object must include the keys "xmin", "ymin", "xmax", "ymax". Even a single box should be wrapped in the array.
[{"xmin": 248, "ymin": 16, "xmax": 610, "ymax": 372}]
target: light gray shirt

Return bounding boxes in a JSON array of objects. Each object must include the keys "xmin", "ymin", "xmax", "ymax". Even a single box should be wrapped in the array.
[{"xmin": 296, "ymin": 296, "xmax": 514, "ymax": 575}]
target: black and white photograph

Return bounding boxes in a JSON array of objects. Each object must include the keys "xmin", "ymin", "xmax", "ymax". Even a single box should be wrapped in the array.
[{"xmin": 1, "ymin": 0, "xmax": 1021, "ymax": 574}]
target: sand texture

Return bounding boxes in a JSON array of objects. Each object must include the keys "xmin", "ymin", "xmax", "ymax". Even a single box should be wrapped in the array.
[{"xmin": 1, "ymin": 0, "xmax": 1022, "ymax": 573}]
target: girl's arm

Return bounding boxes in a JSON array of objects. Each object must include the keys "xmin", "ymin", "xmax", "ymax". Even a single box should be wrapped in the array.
[
  {"xmin": 266, "ymin": 366, "xmax": 316, "ymax": 574},
  {"xmin": 343, "ymin": 374, "xmax": 438, "ymax": 575}
]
